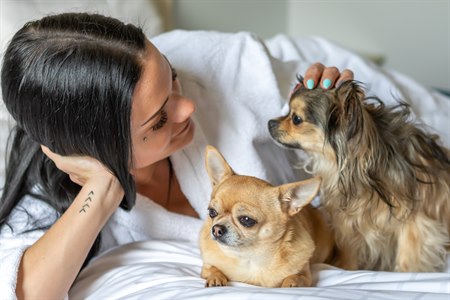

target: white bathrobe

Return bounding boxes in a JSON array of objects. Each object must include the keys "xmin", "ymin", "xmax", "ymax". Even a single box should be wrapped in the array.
[{"xmin": 1, "ymin": 30, "xmax": 448, "ymax": 299}]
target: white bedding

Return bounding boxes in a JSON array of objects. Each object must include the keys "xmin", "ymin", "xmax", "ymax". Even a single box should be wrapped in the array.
[
  {"xmin": 70, "ymin": 240, "xmax": 450, "ymax": 300},
  {"xmin": 67, "ymin": 30, "xmax": 450, "ymax": 299}
]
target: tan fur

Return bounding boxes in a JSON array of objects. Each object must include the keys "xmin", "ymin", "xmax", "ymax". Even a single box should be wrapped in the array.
[
  {"xmin": 200, "ymin": 146, "xmax": 336, "ymax": 288},
  {"xmin": 269, "ymin": 80, "xmax": 450, "ymax": 272}
]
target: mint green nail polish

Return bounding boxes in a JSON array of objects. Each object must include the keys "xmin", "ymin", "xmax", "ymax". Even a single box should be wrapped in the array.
[
  {"xmin": 323, "ymin": 79, "xmax": 332, "ymax": 89},
  {"xmin": 307, "ymin": 79, "xmax": 314, "ymax": 89}
]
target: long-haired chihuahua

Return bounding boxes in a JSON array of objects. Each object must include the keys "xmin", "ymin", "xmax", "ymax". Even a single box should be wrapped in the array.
[{"xmin": 268, "ymin": 77, "xmax": 450, "ymax": 272}]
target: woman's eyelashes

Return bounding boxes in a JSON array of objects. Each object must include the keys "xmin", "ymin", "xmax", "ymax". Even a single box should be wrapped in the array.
[
  {"xmin": 151, "ymin": 110, "xmax": 168, "ymax": 131},
  {"xmin": 146, "ymin": 59, "xmax": 175, "ymax": 134}
]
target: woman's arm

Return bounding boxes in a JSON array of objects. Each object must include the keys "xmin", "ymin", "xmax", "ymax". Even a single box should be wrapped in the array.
[{"xmin": 16, "ymin": 147, "xmax": 124, "ymax": 300}]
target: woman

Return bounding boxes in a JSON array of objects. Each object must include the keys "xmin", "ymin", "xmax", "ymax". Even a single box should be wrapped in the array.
[{"xmin": 0, "ymin": 13, "xmax": 352, "ymax": 299}]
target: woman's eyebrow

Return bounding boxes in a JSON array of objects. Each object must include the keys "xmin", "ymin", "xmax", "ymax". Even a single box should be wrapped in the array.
[
  {"xmin": 141, "ymin": 97, "xmax": 168, "ymax": 126},
  {"xmin": 140, "ymin": 56, "xmax": 174, "ymax": 127}
]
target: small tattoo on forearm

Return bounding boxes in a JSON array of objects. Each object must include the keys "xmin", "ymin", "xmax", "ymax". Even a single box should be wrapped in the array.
[{"xmin": 79, "ymin": 191, "xmax": 95, "ymax": 213}]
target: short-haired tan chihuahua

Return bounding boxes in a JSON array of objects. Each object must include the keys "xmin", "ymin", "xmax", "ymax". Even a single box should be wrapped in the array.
[{"xmin": 200, "ymin": 145, "xmax": 338, "ymax": 288}]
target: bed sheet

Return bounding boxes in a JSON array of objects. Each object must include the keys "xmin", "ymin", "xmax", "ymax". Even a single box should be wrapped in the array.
[{"xmin": 69, "ymin": 240, "xmax": 450, "ymax": 300}]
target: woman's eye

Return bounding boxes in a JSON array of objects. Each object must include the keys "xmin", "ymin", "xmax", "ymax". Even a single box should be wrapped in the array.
[
  {"xmin": 238, "ymin": 216, "xmax": 257, "ymax": 228},
  {"xmin": 151, "ymin": 110, "xmax": 168, "ymax": 131},
  {"xmin": 208, "ymin": 208, "xmax": 218, "ymax": 218},
  {"xmin": 291, "ymin": 113, "xmax": 303, "ymax": 125}
]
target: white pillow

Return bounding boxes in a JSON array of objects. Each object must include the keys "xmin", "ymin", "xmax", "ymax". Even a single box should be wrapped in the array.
[{"xmin": 0, "ymin": 0, "xmax": 165, "ymax": 186}]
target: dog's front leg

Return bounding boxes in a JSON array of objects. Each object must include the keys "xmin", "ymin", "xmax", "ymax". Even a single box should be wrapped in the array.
[
  {"xmin": 281, "ymin": 262, "xmax": 312, "ymax": 287},
  {"xmin": 201, "ymin": 264, "xmax": 229, "ymax": 287},
  {"xmin": 396, "ymin": 214, "xmax": 448, "ymax": 272}
]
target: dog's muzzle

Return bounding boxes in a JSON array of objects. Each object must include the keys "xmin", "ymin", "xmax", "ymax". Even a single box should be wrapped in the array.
[
  {"xmin": 212, "ymin": 224, "xmax": 227, "ymax": 237},
  {"xmin": 268, "ymin": 119, "xmax": 302, "ymax": 149},
  {"xmin": 211, "ymin": 224, "xmax": 243, "ymax": 247},
  {"xmin": 268, "ymin": 119, "xmax": 280, "ymax": 137},
  {"xmin": 211, "ymin": 224, "xmax": 229, "ymax": 244},
  {"xmin": 268, "ymin": 119, "xmax": 279, "ymax": 130}
]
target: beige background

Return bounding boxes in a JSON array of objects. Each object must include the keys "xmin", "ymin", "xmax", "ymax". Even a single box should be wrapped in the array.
[{"xmin": 172, "ymin": 0, "xmax": 450, "ymax": 91}]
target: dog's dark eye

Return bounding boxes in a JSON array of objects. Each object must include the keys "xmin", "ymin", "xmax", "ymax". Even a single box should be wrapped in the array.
[
  {"xmin": 291, "ymin": 113, "xmax": 303, "ymax": 125},
  {"xmin": 208, "ymin": 208, "xmax": 218, "ymax": 218},
  {"xmin": 238, "ymin": 216, "xmax": 257, "ymax": 228}
]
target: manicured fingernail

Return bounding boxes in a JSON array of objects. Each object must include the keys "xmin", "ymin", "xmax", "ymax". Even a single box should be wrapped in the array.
[
  {"xmin": 306, "ymin": 79, "xmax": 314, "ymax": 89},
  {"xmin": 323, "ymin": 79, "xmax": 332, "ymax": 89}
]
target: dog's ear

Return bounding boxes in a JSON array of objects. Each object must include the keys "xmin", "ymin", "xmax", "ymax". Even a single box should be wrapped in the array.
[
  {"xmin": 205, "ymin": 145, "xmax": 234, "ymax": 186},
  {"xmin": 279, "ymin": 177, "xmax": 321, "ymax": 216},
  {"xmin": 335, "ymin": 80, "xmax": 365, "ymax": 102},
  {"xmin": 333, "ymin": 80, "xmax": 365, "ymax": 141}
]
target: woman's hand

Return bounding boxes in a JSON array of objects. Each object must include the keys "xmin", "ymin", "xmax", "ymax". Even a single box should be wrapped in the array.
[
  {"xmin": 303, "ymin": 63, "xmax": 354, "ymax": 90},
  {"xmin": 41, "ymin": 145, "xmax": 115, "ymax": 186},
  {"xmin": 18, "ymin": 147, "xmax": 125, "ymax": 300}
]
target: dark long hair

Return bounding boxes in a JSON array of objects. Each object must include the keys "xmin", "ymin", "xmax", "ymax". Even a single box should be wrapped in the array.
[{"xmin": 0, "ymin": 13, "xmax": 147, "ymax": 263}]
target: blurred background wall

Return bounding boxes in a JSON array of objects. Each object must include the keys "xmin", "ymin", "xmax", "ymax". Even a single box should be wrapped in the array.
[{"xmin": 172, "ymin": 0, "xmax": 449, "ymax": 91}]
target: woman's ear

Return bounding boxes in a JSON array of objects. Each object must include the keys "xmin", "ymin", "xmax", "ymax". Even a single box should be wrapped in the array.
[{"xmin": 205, "ymin": 145, "xmax": 234, "ymax": 186}]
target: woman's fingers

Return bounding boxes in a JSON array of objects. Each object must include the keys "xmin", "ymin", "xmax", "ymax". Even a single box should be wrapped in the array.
[
  {"xmin": 303, "ymin": 63, "xmax": 325, "ymax": 89},
  {"xmin": 303, "ymin": 63, "xmax": 355, "ymax": 90},
  {"xmin": 40, "ymin": 145, "xmax": 111, "ymax": 186},
  {"xmin": 41, "ymin": 145, "xmax": 65, "ymax": 169},
  {"xmin": 41, "ymin": 145, "xmax": 54, "ymax": 159},
  {"xmin": 41, "ymin": 146, "xmax": 79, "ymax": 181},
  {"xmin": 336, "ymin": 69, "xmax": 354, "ymax": 87},
  {"xmin": 320, "ymin": 67, "xmax": 340, "ymax": 89}
]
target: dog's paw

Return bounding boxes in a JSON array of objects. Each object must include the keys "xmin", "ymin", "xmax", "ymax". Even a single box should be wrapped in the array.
[
  {"xmin": 281, "ymin": 274, "xmax": 312, "ymax": 288},
  {"xmin": 205, "ymin": 274, "xmax": 228, "ymax": 287}
]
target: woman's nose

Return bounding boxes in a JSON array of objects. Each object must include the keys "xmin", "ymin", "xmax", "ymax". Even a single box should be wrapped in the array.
[{"xmin": 170, "ymin": 95, "xmax": 195, "ymax": 123}]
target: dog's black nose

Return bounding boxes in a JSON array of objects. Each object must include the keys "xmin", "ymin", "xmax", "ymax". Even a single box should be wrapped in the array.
[
  {"xmin": 212, "ymin": 224, "xmax": 227, "ymax": 237},
  {"xmin": 268, "ymin": 119, "xmax": 279, "ymax": 131}
]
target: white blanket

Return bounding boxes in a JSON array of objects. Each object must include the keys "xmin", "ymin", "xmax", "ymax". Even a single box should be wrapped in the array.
[
  {"xmin": 69, "ymin": 29, "xmax": 449, "ymax": 298},
  {"xmin": 70, "ymin": 240, "xmax": 450, "ymax": 300}
]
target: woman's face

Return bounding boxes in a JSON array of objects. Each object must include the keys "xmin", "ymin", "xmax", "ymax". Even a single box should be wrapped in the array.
[{"xmin": 130, "ymin": 40, "xmax": 195, "ymax": 170}]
